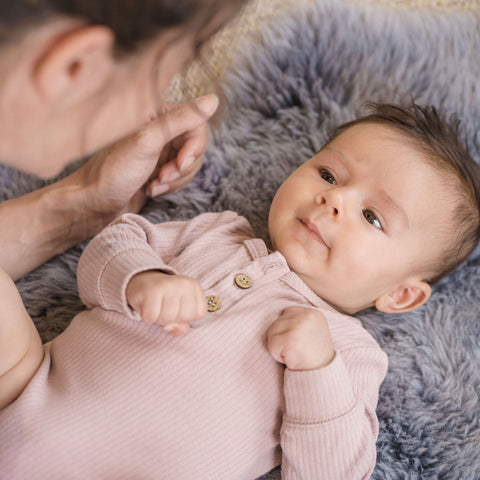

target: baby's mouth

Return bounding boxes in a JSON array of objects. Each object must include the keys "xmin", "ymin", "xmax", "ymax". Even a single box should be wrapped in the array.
[{"xmin": 299, "ymin": 218, "xmax": 328, "ymax": 247}]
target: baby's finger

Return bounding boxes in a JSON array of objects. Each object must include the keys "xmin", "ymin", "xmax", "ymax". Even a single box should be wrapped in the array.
[
  {"xmin": 138, "ymin": 296, "xmax": 162, "ymax": 324},
  {"xmin": 268, "ymin": 331, "xmax": 308, "ymax": 370},
  {"xmin": 154, "ymin": 296, "xmax": 182, "ymax": 325},
  {"xmin": 266, "ymin": 332, "xmax": 288, "ymax": 366},
  {"xmin": 267, "ymin": 312, "xmax": 293, "ymax": 336},
  {"xmin": 163, "ymin": 322, "xmax": 190, "ymax": 336}
]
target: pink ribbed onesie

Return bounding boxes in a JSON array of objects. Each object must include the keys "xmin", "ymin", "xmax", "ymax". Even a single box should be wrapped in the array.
[{"xmin": 0, "ymin": 211, "xmax": 388, "ymax": 479}]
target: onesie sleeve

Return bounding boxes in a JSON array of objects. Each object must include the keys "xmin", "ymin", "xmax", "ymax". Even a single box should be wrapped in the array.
[
  {"xmin": 280, "ymin": 336, "xmax": 388, "ymax": 480},
  {"xmin": 77, "ymin": 211, "xmax": 246, "ymax": 318}
]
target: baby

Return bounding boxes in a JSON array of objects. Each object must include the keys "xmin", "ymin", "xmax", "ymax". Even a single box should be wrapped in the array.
[{"xmin": 1, "ymin": 103, "xmax": 479, "ymax": 480}]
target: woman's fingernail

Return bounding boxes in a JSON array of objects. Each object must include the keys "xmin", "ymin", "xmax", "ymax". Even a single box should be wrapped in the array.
[
  {"xmin": 160, "ymin": 170, "xmax": 181, "ymax": 184},
  {"xmin": 180, "ymin": 156, "xmax": 196, "ymax": 173},
  {"xmin": 194, "ymin": 94, "xmax": 219, "ymax": 115},
  {"xmin": 150, "ymin": 183, "xmax": 170, "ymax": 197}
]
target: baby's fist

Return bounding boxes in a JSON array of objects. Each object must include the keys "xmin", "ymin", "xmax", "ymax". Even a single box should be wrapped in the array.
[
  {"xmin": 126, "ymin": 271, "xmax": 207, "ymax": 335},
  {"xmin": 267, "ymin": 306, "xmax": 335, "ymax": 371}
]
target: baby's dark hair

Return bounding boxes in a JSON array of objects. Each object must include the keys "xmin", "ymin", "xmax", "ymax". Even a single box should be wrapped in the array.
[
  {"xmin": 326, "ymin": 102, "xmax": 480, "ymax": 284},
  {"xmin": 0, "ymin": 0, "xmax": 246, "ymax": 54}
]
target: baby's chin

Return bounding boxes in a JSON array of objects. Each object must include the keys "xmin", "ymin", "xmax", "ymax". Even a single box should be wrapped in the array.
[
  {"xmin": 321, "ymin": 297, "xmax": 354, "ymax": 315},
  {"xmin": 309, "ymin": 288, "xmax": 372, "ymax": 316}
]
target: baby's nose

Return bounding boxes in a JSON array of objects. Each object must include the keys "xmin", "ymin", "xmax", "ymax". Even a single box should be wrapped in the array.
[{"xmin": 315, "ymin": 193, "xmax": 340, "ymax": 216}]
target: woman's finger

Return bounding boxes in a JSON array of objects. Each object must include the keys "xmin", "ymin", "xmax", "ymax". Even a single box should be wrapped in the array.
[{"xmin": 135, "ymin": 94, "xmax": 218, "ymax": 157}]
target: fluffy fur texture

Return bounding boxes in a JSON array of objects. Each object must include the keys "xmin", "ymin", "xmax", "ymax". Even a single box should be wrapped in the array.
[{"xmin": 2, "ymin": 0, "xmax": 479, "ymax": 478}]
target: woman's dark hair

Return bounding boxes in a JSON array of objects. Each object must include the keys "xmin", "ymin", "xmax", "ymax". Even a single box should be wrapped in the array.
[
  {"xmin": 325, "ymin": 102, "xmax": 480, "ymax": 284},
  {"xmin": 0, "ymin": 0, "xmax": 247, "ymax": 54}
]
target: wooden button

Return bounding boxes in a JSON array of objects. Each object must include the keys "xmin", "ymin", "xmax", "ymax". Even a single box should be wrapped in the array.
[
  {"xmin": 235, "ymin": 274, "xmax": 252, "ymax": 289},
  {"xmin": 206, "ymin": 295, "xmax": 221, "ymax": 312}
]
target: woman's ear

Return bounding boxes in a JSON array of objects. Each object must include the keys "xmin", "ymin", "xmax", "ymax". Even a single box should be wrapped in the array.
[
  {"xmin": 33, "ymin": 25, "xmax": 115, "ymax": 104},
  {"xmin": 375, "ymin": 280, "xmax": 432, "ymax": 314}
]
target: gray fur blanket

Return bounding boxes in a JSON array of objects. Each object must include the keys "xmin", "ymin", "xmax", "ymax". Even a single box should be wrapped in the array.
[{"xmin": 2, "ymin": 0, "xmax": 480, "ymax": 478}]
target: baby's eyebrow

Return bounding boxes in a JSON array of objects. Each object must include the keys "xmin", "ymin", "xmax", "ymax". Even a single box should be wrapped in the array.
[
  {"xmin": 319, "ymin": 147, "xmax": 349, "ymax": 173},
  {"xmin": 322, "ymin": 145, "xmax": 345, "ymax": 162},
  {"xmin": 377, "ymin": 189, "xmax": 409, "ymax": 230}
]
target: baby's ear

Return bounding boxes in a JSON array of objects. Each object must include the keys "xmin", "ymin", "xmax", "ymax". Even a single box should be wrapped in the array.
[
  {"xmin": 375, "ymin": 280, "xmax": 431, "ymax": 314},
  {"xmin": 33, "ymin": 25, "xmax": 114, "ymax": 104}
]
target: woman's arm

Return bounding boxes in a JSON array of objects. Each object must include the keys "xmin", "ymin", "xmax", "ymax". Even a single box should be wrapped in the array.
[
  {"xmin": 0, "ymin": 176, "xmax": 102, "ymax": 281},
  {"xmin": 0, "ymin": 269, "xmax": 44, "ymax": 410},
  {"xmin": 0, "ymin": 96, "xmax": 217, "ymax": 280}
]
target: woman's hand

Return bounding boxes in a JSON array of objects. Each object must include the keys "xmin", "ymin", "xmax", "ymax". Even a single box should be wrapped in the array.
[
  {"xmin": 147, "ymin": 100, "xmax": 214, "ymax": 197},
  {"xmin": 0, "ymin": 95, "xmax": 218, "ymax": 280},
  {"xmin": 71, "ymin": 94, "xmax": 219, "ymax": 236}
]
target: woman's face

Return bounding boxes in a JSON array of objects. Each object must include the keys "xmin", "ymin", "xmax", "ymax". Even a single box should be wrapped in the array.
[
  {"xmin": 0, "ymin": 20, "xmax": 204, "ymax": 178},
  {"xmin": 77, "ymin": 30, "xmax": 200, "ymax": 170}
]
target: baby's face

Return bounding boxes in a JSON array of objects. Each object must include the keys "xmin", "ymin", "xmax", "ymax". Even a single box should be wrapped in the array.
[{"xmin": 268, "ymin": 123, "xmax": 455, "ymax": 314}]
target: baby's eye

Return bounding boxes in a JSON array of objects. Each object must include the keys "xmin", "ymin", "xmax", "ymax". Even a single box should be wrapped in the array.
[
  {"xmin": 363, "ymin": 209, "xmax": 382, "ymax": 230},
  {"xmin": 320, "ymin": 169, "xmax": 336, "ymax": 184}
]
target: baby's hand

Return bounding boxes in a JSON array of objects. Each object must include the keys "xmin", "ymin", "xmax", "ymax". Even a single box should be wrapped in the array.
[
  {"xmin": 126, "ymin": 271, "xmax": 207, "ymax": 335},
  {"xmin": 267, "ymin": 306, "xmax": 335, "ymax": 371}
]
